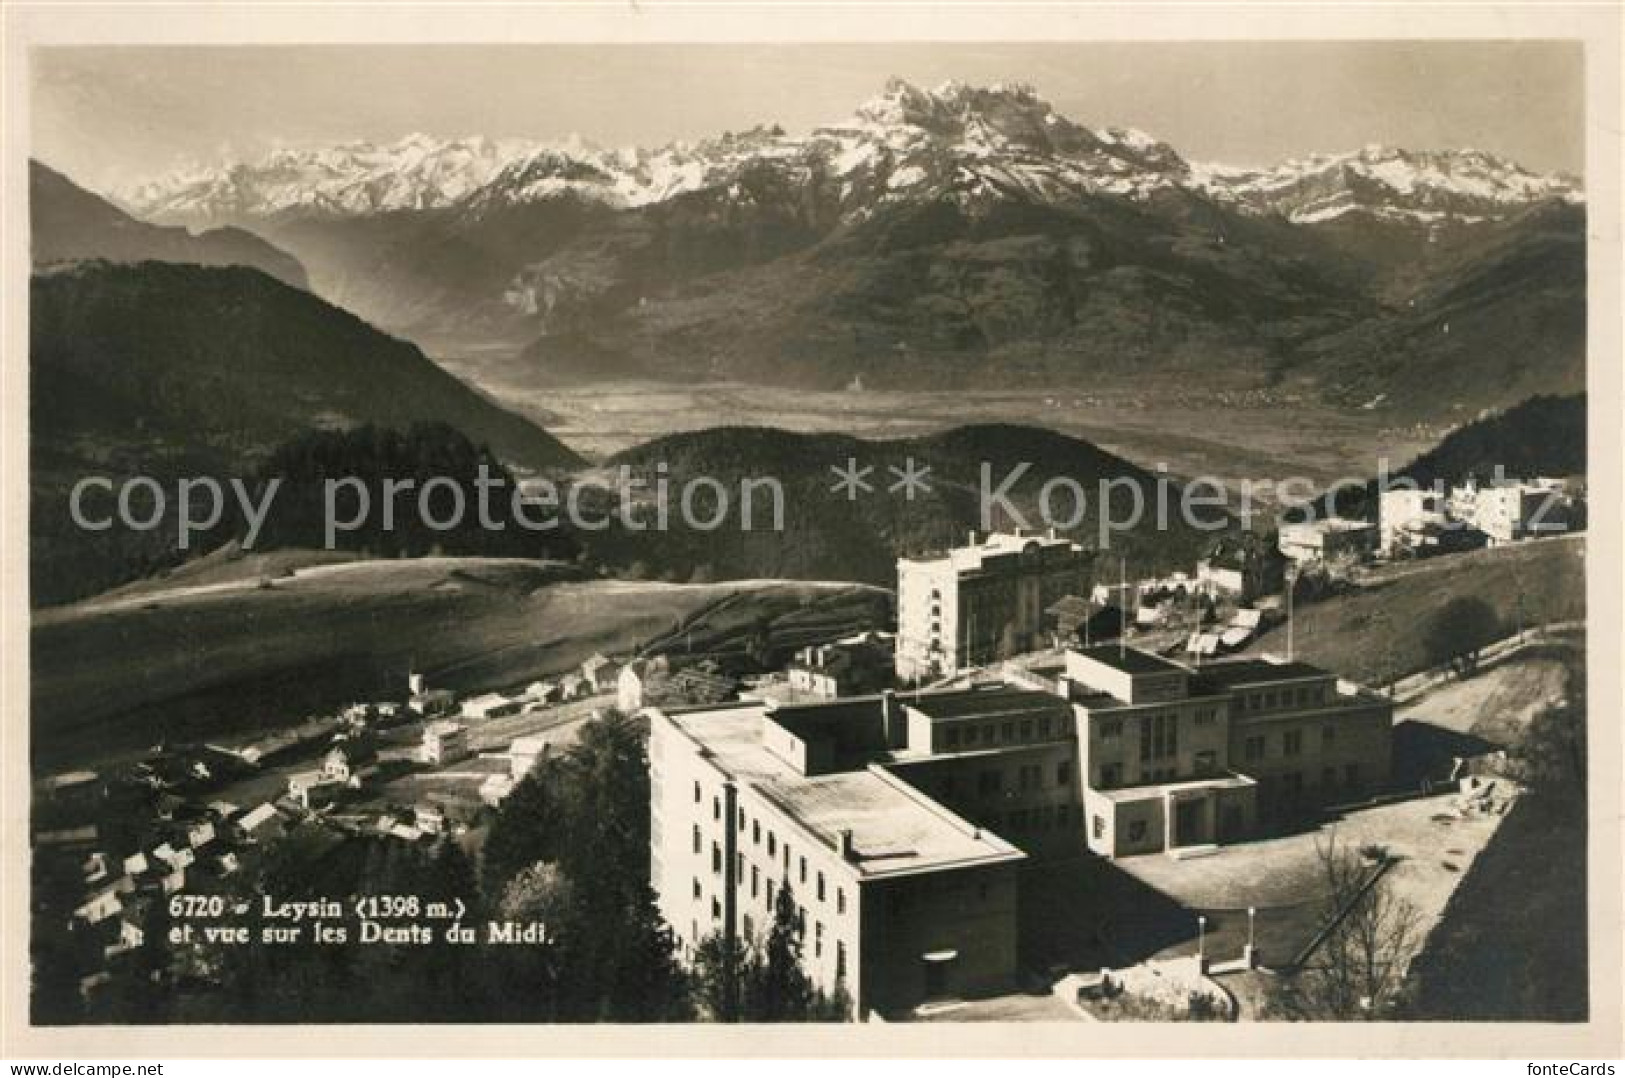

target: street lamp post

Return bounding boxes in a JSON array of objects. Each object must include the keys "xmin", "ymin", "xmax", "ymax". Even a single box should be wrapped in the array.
[{"xmin": 1197, "ymin": 914, "xmax": 1207, "ymax": 972}]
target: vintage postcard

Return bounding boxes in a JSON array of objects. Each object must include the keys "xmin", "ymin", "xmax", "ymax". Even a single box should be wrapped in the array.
[{"xmin": 2, "ymin": 1, "xmax": 1620, "ymax": 1062}]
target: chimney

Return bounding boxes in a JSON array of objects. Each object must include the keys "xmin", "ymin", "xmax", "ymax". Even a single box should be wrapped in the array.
[
  {"xmin": 967, "ymin": 529, "xmax": 977, "ymax": 547},
  {"xmin": 408, "ymin": 672, "xmax": 425, "ymax": 696},
  {"xmin": 835, "ymin": 828, "xmax": 854, "ymax": 860}
]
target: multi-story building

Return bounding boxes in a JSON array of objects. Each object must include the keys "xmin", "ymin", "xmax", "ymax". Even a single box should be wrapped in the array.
[
  {"xmin": 1043, "ymin": 646, "xmax": 1391, "ymax": 857},
  {"xmin": 895, "ymin": 531, "xmax": 1089, "ymax": 681},
  {"xmin": 649, "ymin": 692, "xmax": 1025, "ymax": 1018},
  {"xmin": 649, "ymin": 645, "xmax": 1392, "ymax": 1015},
  {"xmin": 1450, "ymin": 480, "xmax": 1563, "ymax": 546},
  {"xmin": 1378, "ymin": 489, "xmax": 1450, "ymax": 555},
  {"xmin": 1277, "ymin": 518, "xmax": 1379, "ymax": 565}
]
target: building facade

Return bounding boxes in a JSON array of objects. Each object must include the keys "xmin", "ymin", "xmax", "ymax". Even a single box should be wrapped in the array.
[
  {"xmin": 1277, "ymin": 518, "xmax": 1379, "ymax": 564},
  {"xmin": 895, "ymin": 531, "xmax": 1089, "ymax": 681},
  {"xmin": 649, "ymin": 646, "xmax": 1392, "ymax": 1016},
  {"xmin": 1046, "ymin": 647, "xmax": 1392, "ymax": 858}
]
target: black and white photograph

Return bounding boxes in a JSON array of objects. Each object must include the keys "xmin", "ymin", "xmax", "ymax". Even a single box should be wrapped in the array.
[{"xmin": 4, "ymin": 3, "xmax": 1620, "ymax": 1064}]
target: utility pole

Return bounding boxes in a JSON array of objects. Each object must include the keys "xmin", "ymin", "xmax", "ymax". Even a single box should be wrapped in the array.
[
  {"xmin": 1286, "ymin": 566, "xmax": 1296, "ymax": 662},
  {"xmin": 1118, "ymin": 556, "xmax": 1128, "ymax": 660}
]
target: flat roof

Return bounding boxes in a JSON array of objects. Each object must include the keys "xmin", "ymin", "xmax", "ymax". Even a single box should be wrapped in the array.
[
  {"xmin": 1072, "ymin": 645, "xmax": 1189, "ymax": 676},
  {"xmin": 1191, "ymin": 658, "xmax": 1330, "ymax": 692},
  {"xmin": 1095, "ymin": 771, "xmax": 1257, "ymax": 803},
  {"xmin": 663, "ymin": 704, "xmax": 1022, "ymax": 879},
  {"xmin": 902, "ymin": 686, "xmax": 1072, "ymax": 724}
]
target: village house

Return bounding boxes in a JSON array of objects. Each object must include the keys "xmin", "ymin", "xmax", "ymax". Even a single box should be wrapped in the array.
[
  {"xmin": 322, "ymin": 732, "xmax": 379, "ymax": 786},
  {"xmin": 786, "ymin": 633, "xmax": 894, "ymax": 700},
  {"xmin": 1277, "ymin": 517, "xmax": 1378, "ymax": 565},
  {"xmin": 526, "ymin": 679, "xmax": 562, "ymax": 706},
  {"xmin": 236, "ymin": 802, "xmax": 287, "ymax": 843},
  {"xmin": 460, "ymin": 692, "xmax": 525, "ymax": 722},
  {"xmin": 581, "ymin": 653, "xmax": 623, "ymax": 694},
  {"xmin": 618, "ymin": 657, "xmax": 671, "ymax": 712},
  {"xmin": 287, "ymin": 769, "xmax": 346, "ymax": 809},
  {"xmin": 419, "ymin": 721, "xmax": 471, "ymax": 766}
]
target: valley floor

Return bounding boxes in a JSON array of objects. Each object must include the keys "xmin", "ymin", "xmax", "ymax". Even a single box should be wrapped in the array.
[{"xmin": 435, "ymin": 374, "xmax": 1444, "ymax": 493}]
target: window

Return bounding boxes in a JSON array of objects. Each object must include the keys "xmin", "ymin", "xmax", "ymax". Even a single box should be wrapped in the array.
[
  {"xmin": 692, "ymin": 824, "xmax": 701, "ymax": 854},
  {"xmin": 1040, "ymin": 717, "xmax": 1053, "ymax": 737},
  {"xmin": 799, "ymin": 856, "xmax": 807, "ymax": 884},
  {"xmin": 739, "ymin": 807, "xmax": 746, "ymax": 829},
  {"xmin": 1322, "ymin": 725, "xmax": 1337, "ymax": 748},
  {"xmin": 713, "ymin": 796, "xmax": 721, "ymax": 821},
  {"xmin": 1195, "ymin": 750, "xmax": 1217, "ymax": 775},
  {"xmin": 815, "ymin": 921, "xmax": 824, "ymax": 957},
  {"xmin": 1056, "ymin": 760, "xmax": 1072, "ymax": 785},
  {"xmin": 1001, "ymin": 721, "xmax": 1015, "ymax": 741},
  {"xmin": 1265, "ymin": 691, "xmax": 1278, "ymax": 708},
  {"xmin": 1140, "ymin": 713, "xmax": 1177, "ymax": 761},
  {"xmin": 766, "ymin": 880, "xmax": 775, "ymax": 907},
  {"xmin": 981, "ymin": 724, "xmax": 994, "ymax": 744},
  {"xmin": 1099, "ymin": 763, "xmax": 1122, "ymax": 788},
  {"xmin": 1100, "ymin": 720, "xmax": 1123, "ymax": 740},
  {"xmin": 945, "ymin": 727, "xmax": 961, "ymax": 749},
  {"xmin": 743, "ymin": 914, "xmax": 754, "ymax": 937},
  {"xmin": 817, "ymin": 872, "xmax": 826, "ymax": 902},
  {"xmin": 768, "ymin": 833, "xmax": 777, "ymax": 857},
  {"xmin": 712, "ymin": 898, "xmax": 722, "ymax": 921},
  {"xmin": 1128, "ymin": 820, "xmax": 1147, "ymax": 842},
  {"xmin": 1021, "ymin": 720, "xmax": 1034, "ymax": 739},
  {"xmin": 751, "ymin": 865, "xmax": 759, "ymax": 897},
  {"xmin": 752, "ymin": 820, "xmax": 761, "ymax": 845},
  {"xmin": 712, "ymin": 843, "xmax": 722, "ymax": 874},
  {"xmin": 1244, "ymin": 736, "xmax": 1265, "ymax": 763},
  {"xmin": 837, "ymin": 888, "xmax": 846, "ymax": 915},
  {"xmin": 1283, "ymin": 730, "xmax": 1303, "ymax": 757},
  {"xmin": 737, "ymin": 853, "xmax": 744, "ymax": 877},
  {"xmin": 1092, "ymin": 815, "xmax": 1105, "ymax": 840},
  {"xmin": 1194, "ymin": 707, "xmax": 1216, "ymax": 726},
  {"xmin": 693, "ymin": 781, "xmax": 702, "ymax": 803},
  {"xmin": 1344, "ymin": 763, "xmax": 1359, "ymax": 788},
  {"xmin": 836, "ymin": 940, "xmax": 847, "ymax": 979},
  {"xmin": 692, "ymin": 878, "xmax": 702, "ymax": 900}
]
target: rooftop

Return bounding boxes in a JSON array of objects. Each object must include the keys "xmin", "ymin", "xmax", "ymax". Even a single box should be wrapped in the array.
[
  {"xmin": 1190, "ymin": 657, "xmax": 1330, "ymax": 693},
  {"xmin": 901, "ymin": 686, "xmax": 1072, "ymax": 725},
  {"xmin": 1072, "ymin": 644, "xmax": 1189, "ymax": 677},
  {"xmin": 663, "ymin": 703, "xmax": 1022, "ymax": 879},
  {"xmin": 901, "ymin": 530, "xmax": 1083, "ymax": 573}
]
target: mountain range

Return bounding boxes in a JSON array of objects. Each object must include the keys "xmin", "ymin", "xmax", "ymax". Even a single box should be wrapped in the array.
[{"xmin": 102, "ymin": 80, "xmax": 1584, "ymax": 419}]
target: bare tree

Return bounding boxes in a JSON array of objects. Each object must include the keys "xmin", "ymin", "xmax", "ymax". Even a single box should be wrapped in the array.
[{"xmin": 1270, "ymin": 834, "xmax": 1423, "ymax": 1020}]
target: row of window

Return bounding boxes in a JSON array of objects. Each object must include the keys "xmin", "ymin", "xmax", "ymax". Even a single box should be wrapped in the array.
[
  {"xmin": 1236, "ymin": 683, "xmax": 1329, "ymax": 714},
  {"xmin": 1241, "ymin": 723, "xmax": 1341, "ymax": 762},
  {"xmin": 946, "ymin": 758, "xmax": 1073, "ymax": 799},
  {"xmin": 941, "ymin": 714, "xmax": 1061, "ymax": 750}
]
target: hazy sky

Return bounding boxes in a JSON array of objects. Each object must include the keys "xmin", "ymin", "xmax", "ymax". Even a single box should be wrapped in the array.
[{"xmin": 33, "ymin": 42, "xmax": 1584, "ymax": 194}]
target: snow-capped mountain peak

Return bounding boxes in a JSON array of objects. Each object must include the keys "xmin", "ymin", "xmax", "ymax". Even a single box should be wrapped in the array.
[
  {"xmin": 1192, "ymin": 143, "xmax": 1582, "ymax": 224},
  {"xmin": 120, "ymin": 81, "xmax": 1580, "ymax": 229}
]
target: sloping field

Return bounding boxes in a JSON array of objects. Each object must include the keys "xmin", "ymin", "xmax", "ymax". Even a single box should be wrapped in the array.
[
  {"xmin": 31, "ymin": 556, "xmax": 890, "ymax": 769},
  {"xmin": 1247, "ymin": 535, "xmax": 1584, "ymax": 686}
]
